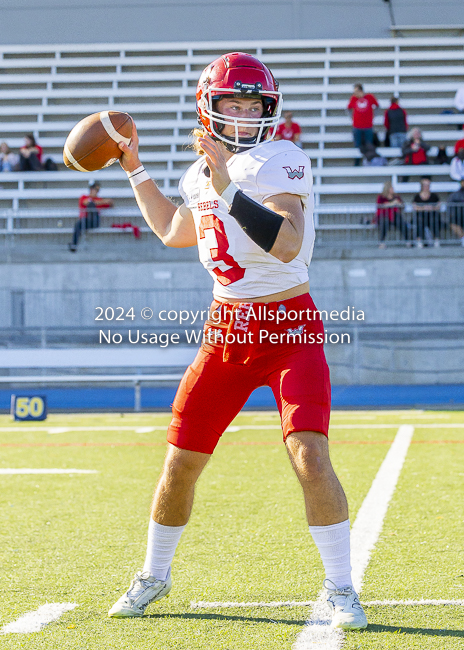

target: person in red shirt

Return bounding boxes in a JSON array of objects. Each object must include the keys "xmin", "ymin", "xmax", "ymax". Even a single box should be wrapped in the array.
[
  {"xmin": 19, "ymin": 134, "xmax": 43, "ymax": 171},
  {"xmin": 68, "ymin": 180, "xmax": 113, "ymax": 251},
  {"xmin": 374, "ymin": 181, "xmax": 409, "ymax": 248},
  {"xmin": 347, "ymin": 83, "xmax": 379, "ymax": 165},
  {"xmin": 384, "ymin": 97, "xmax": 408, "ymax": 149},
  {"xmin": 275, "ymin": 111, "xmax": 302, "ymax": 147}
]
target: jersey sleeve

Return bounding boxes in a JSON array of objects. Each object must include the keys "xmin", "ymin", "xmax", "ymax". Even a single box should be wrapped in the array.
[
  {"xmin": 178, "ymin": 169, "xmax": 192, "ymax": 208},
  {"xmin": 255, "ymin": 149, "xmax": 312, "ymax": 203}
]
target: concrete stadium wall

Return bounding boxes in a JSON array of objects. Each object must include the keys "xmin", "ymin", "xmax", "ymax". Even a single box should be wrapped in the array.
[
  {"xmin": 1, "ymin": 251, "xmax": 463, "ymax": 385},
  {"xmin": 1, "ymin": 250, "xmax": 463, "ymax": 325},
  {"xmin": 0, "ymin": 0, "xmax": 462, "ymax": 45}
]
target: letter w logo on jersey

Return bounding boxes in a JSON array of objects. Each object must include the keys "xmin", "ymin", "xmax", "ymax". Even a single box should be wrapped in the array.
[{"xmin": 283, "ymin": 165, "xmax": 305, "ymax": 180}]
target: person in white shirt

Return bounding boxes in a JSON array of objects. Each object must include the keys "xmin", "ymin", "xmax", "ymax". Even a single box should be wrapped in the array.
[
  {"xmin": 108, "ymin": 52, "xmax": 367, "ymax": 632},
  {"xmin": 454, "ymin": 86, "xmax": 464, "ymax": 130},
  {"xmin": 450, "ymin": 149, "xmax": 464, "ymax": 181},
  {"xmin": 0, "ymin": 142, "xmax": 19, "ymax": 172}
]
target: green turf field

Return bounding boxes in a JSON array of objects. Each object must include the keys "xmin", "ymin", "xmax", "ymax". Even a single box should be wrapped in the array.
[{"xmin": 1, "ymin": 410, "xmax": 463, "ymax": 649}]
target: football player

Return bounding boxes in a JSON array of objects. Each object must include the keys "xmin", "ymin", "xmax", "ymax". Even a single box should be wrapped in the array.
[{"xmin": 109, "ymin": 52, "xmax": 367, "ymax": 631}]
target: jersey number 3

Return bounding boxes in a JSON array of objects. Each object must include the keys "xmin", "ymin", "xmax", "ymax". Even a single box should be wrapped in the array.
[{"xmin": 199, "ymin": 214, "xmax": 245, "ymax": 286}]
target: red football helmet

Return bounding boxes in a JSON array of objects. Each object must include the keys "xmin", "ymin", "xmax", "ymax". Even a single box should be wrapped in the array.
[{"xmin": 196, "ymin": 52, "xmax": 282, "ymax": 152}]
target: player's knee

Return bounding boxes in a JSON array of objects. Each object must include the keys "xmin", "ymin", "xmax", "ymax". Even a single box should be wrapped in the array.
[
  {"xmin": 164, "ymin": 449, "xmax": 207, "ymax": 483},
  {"xmin": 287, "ymin": 433, "xmax": 331, "ymax": 481}
]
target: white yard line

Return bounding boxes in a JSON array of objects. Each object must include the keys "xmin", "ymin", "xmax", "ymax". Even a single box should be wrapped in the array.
[
  {"xmin": 192, "ymin": 598, "xmax": 464, "ymax": 609},
  {"xmin": 0, "ymin": 469, "xmax": 98, "ymax": 474},
  {"xmin": 350, "ymin": 424, "xmax": 415, "ymax": 593},
  {"xmin": 1, "ymin": 603, "xmax": 77, "ymax": 634}
]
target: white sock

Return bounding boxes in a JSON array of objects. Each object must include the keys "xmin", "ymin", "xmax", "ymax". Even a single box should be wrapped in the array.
[
  {"xmin": 142, "ymin": 519, "xmax": 186, "ymax": 581},
  {"xmin": 308, "ymin": 519, "xmax": 352, "ymax": 589}
]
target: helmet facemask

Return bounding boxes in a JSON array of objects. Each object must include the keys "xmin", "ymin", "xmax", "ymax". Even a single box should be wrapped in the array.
[{"xmin": 201, "ymin": 87, "xmax": 282, "ymax": 153}]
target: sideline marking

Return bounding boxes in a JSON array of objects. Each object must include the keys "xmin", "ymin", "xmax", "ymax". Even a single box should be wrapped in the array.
[
  {"xmin": 0, "ymin": 439, "xmax": 462, "ymax": 449},
  {"xmin": 0, "ymin": 426, "xmax": 168, "ymax": 433},
  {"xmin": 293, "ymin": 424, "xmax": 414, "ymax": 650},
  {"xmin": 0, "ymin": 422, "xmax": 463, "ymax": 435},
  {"xmin": 1, "ymin": 603, "xmax": 77, "ymax": 634},
  {"xmin": 192, "ymin": 598, "xmax": 464, "ymax": 609},
  {"xmin": 0, "ymin": 468, "xmax": 98, "ymax": 474}
]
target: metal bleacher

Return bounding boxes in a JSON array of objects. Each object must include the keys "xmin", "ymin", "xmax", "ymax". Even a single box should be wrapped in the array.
[{"xmin": 0, "ymin": 36, "xmax": 463, "ymax": 246}]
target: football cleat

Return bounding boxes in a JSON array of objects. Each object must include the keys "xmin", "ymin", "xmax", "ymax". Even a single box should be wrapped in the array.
[
  {"xmin": 324, "ymin": 579, "xmax": 368, "ymax": 630},
  {"xmin": 108, "ymin": 569, "xmax": 172, "ymax": 618}
]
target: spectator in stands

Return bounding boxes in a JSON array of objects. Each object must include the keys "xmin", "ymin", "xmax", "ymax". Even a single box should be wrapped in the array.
[
  {"xmin": 68, "ymin": 180, "xmax": 113, "ymax": 252},
  {"xmin": 412, "ymin": 179, "xmax": 441, "ymax": 248},
  {"xmin": 447, "ymin": 179, "xmax": 464, "ymax": 246},
  {"xmin": 384, "ymin": 96, "xmax": 408, "ymax": 149},
  {"xmin": 19, "ymin": 134, "xmax": 43, "ymax": 171},
  {"xmin": 434, "ymin": 145, "xmax": 450, "ymax": 165},
  {"xmin": 454, "ymin": 131, "xmax": 464, "ymax": 157},
  {"xmin": 454, "ymin": 86, "xmax": 464, "ymax": 130},
  {"xmin": 0, "ymin": 142, "xmax": 19, "ymax": 172},
  {"xmin": 275, "ymin": 111, "xmax": 302, "ymax": 147},
  {"xmin": 347, "ymin": 83, "xmax": 379, "ymax": 166},
  {"xmin": 361, "ymin": 143, "xmax": 387, "ymax": 166},
  {"xmin": 450, "ymin": 147, "xmax": 464, "ymax": 181},
  {"xmin": 375, "ymin": 181, "xmax": 408, "ymax": 248},
  {"xmin": 401, "ymin": 127, "xmax": 430, "ymax": 182}
]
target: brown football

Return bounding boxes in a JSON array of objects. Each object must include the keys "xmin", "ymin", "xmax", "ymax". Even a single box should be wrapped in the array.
[{"xmin": 63, "ymin": 111, "xmax": 133, "ymax": 172}]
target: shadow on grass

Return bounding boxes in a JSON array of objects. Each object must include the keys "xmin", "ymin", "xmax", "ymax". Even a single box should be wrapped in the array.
[
  {"xmin": 367, "ymin": 624, "xmax": 464, "ymax": 638},
  {"xmin": 145, "ymin": 612, "xmax": 306, "ymax": 626}
]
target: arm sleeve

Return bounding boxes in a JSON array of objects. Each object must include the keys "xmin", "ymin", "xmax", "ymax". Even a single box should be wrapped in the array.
[
  {"xmin": 178, "ymin": 168, "xmax": 195, "ymax": 209},
  {"xmin": 347, "ymin": 97, "xmax": 355, "ymax": 110},
  {"xmin": 384, "ymin": 110, "xmax": 389, "ymax": 130},
  {"xmin": 256, "ymin": 149, "xmax": 312, "ymax": 205}
]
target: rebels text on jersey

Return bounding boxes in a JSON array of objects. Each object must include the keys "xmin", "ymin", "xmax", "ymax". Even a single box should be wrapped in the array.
[{"xmin": 178, "ymin": 140, "xmax": 315, "ymax": 300}]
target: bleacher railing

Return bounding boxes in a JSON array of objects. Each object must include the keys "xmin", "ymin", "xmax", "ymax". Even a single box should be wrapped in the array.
[{"xmin": 1, "ymin": 203, "xmax": 463, "ymax": 248}]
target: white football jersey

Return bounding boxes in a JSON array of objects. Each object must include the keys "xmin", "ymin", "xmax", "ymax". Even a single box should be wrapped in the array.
[{"xmin": 178, "ymin": 139, "xmax": 315, "ymax": 300}]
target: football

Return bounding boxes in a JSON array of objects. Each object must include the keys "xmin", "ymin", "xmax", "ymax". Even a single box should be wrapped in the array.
[{"xmin": 63, "ymin": 110, "xmax": 132, "ymax": 172}]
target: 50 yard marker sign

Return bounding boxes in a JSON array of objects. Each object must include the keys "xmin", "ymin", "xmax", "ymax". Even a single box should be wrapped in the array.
[{"xmin": 10, "ymin": 395, "xmax": 47, "ymax": 421}]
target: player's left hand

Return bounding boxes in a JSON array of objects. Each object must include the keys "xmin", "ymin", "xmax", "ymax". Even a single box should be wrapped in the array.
[{"xmin": 198, "ymin": 135, "xmax": 231, "ymax": 196}]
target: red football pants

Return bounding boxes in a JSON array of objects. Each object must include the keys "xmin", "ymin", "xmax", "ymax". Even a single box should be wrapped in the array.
[{"xmin": 167, "ymin": 293, "xmax": 331, "ymax": 454}]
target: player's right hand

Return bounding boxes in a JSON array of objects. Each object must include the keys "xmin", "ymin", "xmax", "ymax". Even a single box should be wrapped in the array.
[{"xmin": 118, "ymin": 118, "xmax": 142, "ymax": 174}]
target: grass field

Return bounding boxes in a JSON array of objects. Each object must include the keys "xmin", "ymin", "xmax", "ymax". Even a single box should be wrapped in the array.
[{"xmin": 1, "ymin": 409, "xmax": 463, "ymax": 649}]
